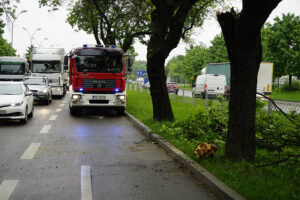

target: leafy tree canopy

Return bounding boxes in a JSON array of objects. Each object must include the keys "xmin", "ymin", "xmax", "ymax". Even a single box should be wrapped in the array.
[{"xmin": 262, "ymin": 13, "xmax": 300, "ymax": 79}]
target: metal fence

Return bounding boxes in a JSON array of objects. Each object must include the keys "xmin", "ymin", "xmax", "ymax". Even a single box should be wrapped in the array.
[{"xmin": 127, "ymin": 83, "xmax": 300, "ymax": 115}]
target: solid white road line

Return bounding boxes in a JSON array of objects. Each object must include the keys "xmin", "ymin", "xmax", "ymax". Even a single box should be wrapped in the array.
[
  {"xmin": 81, "ymin": 166, "xmax": 92, "ymax": 200},
  {"xmin": 40, "ymin": 125, "xmax": 52, "ymax": 134},
  {"xmin": 49, "ymin": 115, "xmax": 58, "ymax": 120},
  {"xmin": 20, "ymin": 143, "xmax": 41, "ymax": 160},
  {"xmin": 0, "ymin": 180, "xmax": 19, "ymax": 200},
  {"xmin": 55, "ymin": 108, "xmax": 62, "ymax": 112}
]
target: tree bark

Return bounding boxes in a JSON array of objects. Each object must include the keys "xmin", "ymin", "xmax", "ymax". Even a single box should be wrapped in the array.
[
  {"xmin": 147, "ymin": 0, "xmax": 197, "ymax": 121},
  {"xmin": 217, "ymin": 0, "xmax": 282, "ymax": 162}
]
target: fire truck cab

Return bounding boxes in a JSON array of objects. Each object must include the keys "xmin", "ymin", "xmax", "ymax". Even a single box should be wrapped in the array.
[{"xmin": 68, "ymin": 44, "xmax": 132, "ymax": 115}]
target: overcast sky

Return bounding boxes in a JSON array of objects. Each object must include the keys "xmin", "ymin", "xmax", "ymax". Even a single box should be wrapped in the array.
[{"xmin": 2, "ymin": 0, "xmax": 300, "ymax": 61}]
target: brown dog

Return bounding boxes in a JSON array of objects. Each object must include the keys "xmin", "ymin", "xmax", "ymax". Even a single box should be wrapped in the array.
[{"xmin": 194, "ymin": 142, "xmax": 218, "ymax": 158}]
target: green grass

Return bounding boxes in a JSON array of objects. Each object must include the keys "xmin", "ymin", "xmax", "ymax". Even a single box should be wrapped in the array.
[
  {"xmin": 270, "ymin": 90, "xmax": 300, "ymax": 101},
  {"xmin": 126, "ymin": 89, "xmax": 300, "ymax": 200}
]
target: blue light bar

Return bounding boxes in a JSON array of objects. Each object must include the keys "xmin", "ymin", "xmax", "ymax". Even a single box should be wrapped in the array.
[
  {"xmin": 111, "ymin": 45, "xmax": 116, "ymax": 48},
  {"xmin": 79, "ymin": 88, "xmax": 84, "ymax": 92},
  {"xmin": 83, "ymin": 44, "xmax": 88, "ymax": 48},
  {"xmin": 115, "ymin": 88, "xmax": 119, "ymax": 92}
]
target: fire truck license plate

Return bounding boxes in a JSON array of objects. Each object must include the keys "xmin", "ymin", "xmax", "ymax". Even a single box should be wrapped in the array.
[{"xmin": 93, "ymin": 96, "xmax": 106, "ymax": 100}]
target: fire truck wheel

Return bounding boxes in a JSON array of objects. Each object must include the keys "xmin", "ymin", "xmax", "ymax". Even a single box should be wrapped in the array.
[
  {"xmin": 70, "ymin": 106, "xmax": 80, "ymax": 116},
  {"xmin": 117, "ymin": 108, "xmax": 125, "ymax": 116}
]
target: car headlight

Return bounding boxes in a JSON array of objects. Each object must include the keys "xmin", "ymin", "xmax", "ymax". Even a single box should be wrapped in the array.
[
  {"xmin": 10, "ymin": 101, "xmax": 23, "ymax": 107},
  {"xmin": 117, "ymin": 95, "xmax": 126, "ymax": 100},
  {"xmin": 41, "ymin": 89, "xmax": 48, "ymax": 93},
  {"xmin": 72, "ymin": 94, "xmax": 82, "ymax": 100}
]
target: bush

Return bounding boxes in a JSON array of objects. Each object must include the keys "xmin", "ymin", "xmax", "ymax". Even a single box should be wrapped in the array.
[{"xmin": 280, "ymin": 80, "xmax": 300, "ymax": 91}]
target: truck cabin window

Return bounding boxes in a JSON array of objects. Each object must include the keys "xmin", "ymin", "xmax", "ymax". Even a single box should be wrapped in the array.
[
  {"xmin": 75, "ymin": 55, "xmax": 123, "ymax": 73},
  {"xmin": 32, "ymin": 61, "xmax": 61, "ymax": 73},
  {"xmin": 0, "ymin": 63, "xmax": 25, "ymax": 74}
]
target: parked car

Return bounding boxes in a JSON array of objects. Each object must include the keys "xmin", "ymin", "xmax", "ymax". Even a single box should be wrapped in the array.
[
  {"xmin": 193, "ymin": 74, "xmax": 226, "ymax": 99},
  {"xmin": 23, "ymin": 76, "xmax": 52, "ymax": 105},
  {"xmin": 256, "ymin": 89, "xmax": 268, "ymax": 101},
  {"xmin": 0, "ymin": 81, "xmax": 34, "ymax": 123},
  {"xmin": 167, "ymin": 82, "xmax": 179, "ymax": 95}
]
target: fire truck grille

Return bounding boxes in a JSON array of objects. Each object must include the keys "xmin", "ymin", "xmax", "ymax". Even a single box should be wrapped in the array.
[{"xmin": 82, "ymin": 79, "xmax": 116, "ymax": 89}]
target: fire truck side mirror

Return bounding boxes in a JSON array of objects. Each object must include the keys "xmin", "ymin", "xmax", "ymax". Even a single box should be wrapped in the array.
[
  {"xmin": 64, "ymin": 56, "xmax": 69, "ymax": 71},
  {"xmin": 127, "ymin": 57, "xmax": 132, "ymax": 72}
]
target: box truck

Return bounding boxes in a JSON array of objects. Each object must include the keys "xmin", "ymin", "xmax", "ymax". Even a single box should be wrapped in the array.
[
  {"xmin": 205, "ymin": 62, "xmax": 273, "ymax": 95},
  {"xmin": 31, "ymin": 48, "xmax": 68, "ymax": 97},
  {"xmin": 0, "ymin": 56, "xmax": 29, "ymax": 81}
]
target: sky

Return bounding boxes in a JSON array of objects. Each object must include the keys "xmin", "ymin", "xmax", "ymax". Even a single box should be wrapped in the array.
[{"xmin": 2, "ymin": 0, "xmax": 300, "ymax": 61}]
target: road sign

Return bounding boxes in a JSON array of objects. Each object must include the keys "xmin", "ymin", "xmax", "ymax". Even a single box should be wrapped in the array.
[
  {"xmin": 136, "ymin": 70, "xmax": 146, "ymax": 77},
  {"xmin": 130, "ymin": 74, "xmax": 135, "ymax": 78},
  {"xmin": 191, "ymin": 76, "xmax": 194, "ymax": 80}
]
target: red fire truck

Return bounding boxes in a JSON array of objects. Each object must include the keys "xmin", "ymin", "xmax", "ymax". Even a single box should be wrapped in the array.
[{"xmin": 68, "ymin": 44, "xmax": 132, "ymax": 115}]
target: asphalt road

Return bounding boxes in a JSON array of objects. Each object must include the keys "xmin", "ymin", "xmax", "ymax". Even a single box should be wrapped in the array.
[{"xmin": 0, "ymin": 95, "xmax": 217, "ymax": 200}]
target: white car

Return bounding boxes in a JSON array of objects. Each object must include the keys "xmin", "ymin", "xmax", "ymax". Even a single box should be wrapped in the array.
[{"xmin": 0, "ymin": 81, "xmax": 34, "ymax": 123}]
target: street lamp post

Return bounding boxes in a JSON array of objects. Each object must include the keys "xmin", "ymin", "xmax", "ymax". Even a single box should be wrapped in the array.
[
  {"xmin": 23, "ymin": 27, "xmax": 42, "ymax": 61},
  {"xmin": 34, "ymin": 37, "xmax": 48, "ymax": 48},
  {"xmin": 6, "ymin": 10, "xmax": 27, "ymax": 47}
]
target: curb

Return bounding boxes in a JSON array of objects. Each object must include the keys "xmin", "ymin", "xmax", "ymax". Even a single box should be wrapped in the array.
[{"xmin": 126, "ymin": 112, "xmax": 246, "ymax": 200}]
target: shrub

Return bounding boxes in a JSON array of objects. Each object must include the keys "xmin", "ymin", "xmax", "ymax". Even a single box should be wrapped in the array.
[{"xmin": 280, "ymin": 80, "xmax": 300, "ymax": 91}]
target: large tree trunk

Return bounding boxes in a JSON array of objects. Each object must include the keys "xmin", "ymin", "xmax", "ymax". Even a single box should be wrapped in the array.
[
  {"xmin": 146, "ymin": 0, "xmax": 197, "ymax": 121},
  {"xmin": 217, "ymin": 0, "xmax": 282, "ymax": 161}
]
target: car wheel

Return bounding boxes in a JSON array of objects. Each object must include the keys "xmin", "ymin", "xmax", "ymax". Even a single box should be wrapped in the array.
[
  {"xmin": 45, "ymin": 95, "xmax": 50, "ymax": 105},
  {"xmin": 28, "ymin": 106, "xmax": 34, "ymax": 118},
  {"xmin": 20, "ymin": 107, "xmax": 28, "ymax": 124},
  {"xmin": 49, "ymin": 93, "xmax": 52, "ymax": 103}
]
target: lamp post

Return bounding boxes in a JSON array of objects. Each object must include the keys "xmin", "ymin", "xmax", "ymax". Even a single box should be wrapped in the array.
[
  {"xmin": 23, "ymin": 27, "xmax": 42, "ymax": 61},
  {"xmin": 34, "ymin": 37, "xmax": 48, "ymax": 48},
  {"xmin": 6, "ymin": 10, "xmax": 27, "ymax": 47}
]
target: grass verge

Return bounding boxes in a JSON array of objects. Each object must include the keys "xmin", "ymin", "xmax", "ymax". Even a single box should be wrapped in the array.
[
  {"xmin": 126, "ymin": 89, "xmax": 300, "ymax": 200},
  {"xmin": 270, "ymin": 90, "xmax": 300, "ymax": 101}
]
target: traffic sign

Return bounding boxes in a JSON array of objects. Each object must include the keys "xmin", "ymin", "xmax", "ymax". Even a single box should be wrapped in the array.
[
  {"xmin": 191, "ymin": 76, "xmax": 194, "ymax": 80},
  {"xmin": 136, "ymin": 70, "xmax": 146, "ymax": 77},
  {"xmin": 130, "ymin": 74, "xmax": 135, "ymax": 78}
]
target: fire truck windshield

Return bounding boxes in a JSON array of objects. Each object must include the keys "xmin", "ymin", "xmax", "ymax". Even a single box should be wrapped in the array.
[
  {"xmin": 75, "ymin": 55, "xmax": 123, "ymax": 73},
  {"xmin": 32, "ymin": 61, "xmax": 61, "ymax": 73},
  {"xmin": 0, "ymin": 63, "xmax": 25, "ymax": 75}
]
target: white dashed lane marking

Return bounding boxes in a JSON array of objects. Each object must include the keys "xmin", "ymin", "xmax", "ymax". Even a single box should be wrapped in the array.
[
  {"xmin": 0, "ymin": 180, "xmax": 19, "ymax": 200},
  {"xmin": 59, "ymin": 104, "xmax": 65, "ymax": 107},
  {"xmin": 49, "ymin": 115, "xmax": 58, "ymax": 121},
  {"xmin": 40, "ymin": 125, "xmax": 51, "ymax": 134},
  {"xmin": 20, "ymin": 143, "xmax": 41, "ymax": 160},
  {"xmin": 81, "ymin": 166, "xmax": 92, "ymax": 200},
  {"xmin": 55, "ymin": 108, "xmax": 62, "ymax": 113}
]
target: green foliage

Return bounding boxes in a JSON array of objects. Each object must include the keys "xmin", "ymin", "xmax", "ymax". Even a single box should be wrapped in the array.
[
  {"xmin": 262, "ymin": 13, "xmax": 300, "ymax": 80},
  {"xmin": 166, "ymin": 33, "xmax": 228, "ymax": 81},
  {"xmin": 0, "ymin": 37, "xmax": 16, "ymax": 56},
  {"xmin": 65, "ymin": 0, "xmax": 152, "ymax": 52},
  {"xmin": 165, "ymin": 55, "xmax": 185, "ymax": 83},
  {"xmin": 280, "ymin": 80, "xmax": 300, "ymax": 91}
]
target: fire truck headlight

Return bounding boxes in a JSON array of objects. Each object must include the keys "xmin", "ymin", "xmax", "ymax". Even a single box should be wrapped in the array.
[
  {"xmin": 72, "ymin": 94, "xmax": 81, "ymax": 100},
  {"xmin": 117, "ymin": 95, "xmax": 125, "ymax": 100}
]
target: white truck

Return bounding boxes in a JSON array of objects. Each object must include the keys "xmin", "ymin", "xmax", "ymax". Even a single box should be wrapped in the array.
[
  {"xmin": 0, "ymin": 56, "xmax": 29, "ymax": 81},
  {"xmin": 204, "ymin": 62, "xmax": 274, "ymax": 95},
  {"xmin": 31, "ymin": 48, "xmax": 68, "ymax": 97}
]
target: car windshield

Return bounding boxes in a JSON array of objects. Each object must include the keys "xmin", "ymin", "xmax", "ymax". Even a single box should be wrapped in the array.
[
  {"xmin": 24, "ymin": 78, "xmax": 47, "ymax": 85},
  {"xmin": 75, "ymin": 55, "xmax": 123, "ymax": 73},
  {"xmin": 0, "ymin": 84, "xmax": 23, "ymax": 95},
  {"xmin": 0, "ymin": 63, "xmax": 25, "ymax": 75},
  {"xmin": 32, "ymin": 61, "xmax": 61, "ymax": 73}
]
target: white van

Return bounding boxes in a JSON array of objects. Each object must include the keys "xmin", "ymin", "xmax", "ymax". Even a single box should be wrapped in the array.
[{"xmin": 193, "ymin": 74, "xmax": 226, "ymax": 98}]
